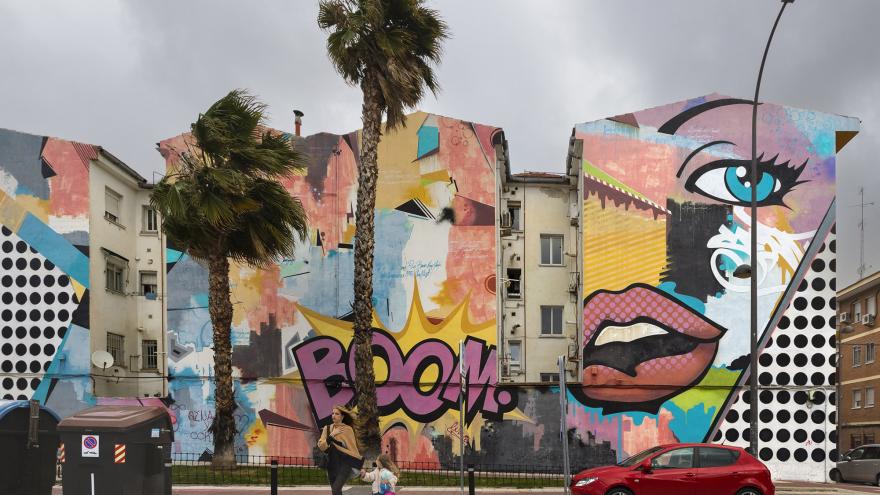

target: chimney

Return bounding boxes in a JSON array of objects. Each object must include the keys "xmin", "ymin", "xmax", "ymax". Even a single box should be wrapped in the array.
[{"xmin": 293, "ymin": 110, "xmax": 304, "ymax": 136}]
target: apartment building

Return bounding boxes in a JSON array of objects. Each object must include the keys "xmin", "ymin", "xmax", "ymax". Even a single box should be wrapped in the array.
[
  {"xmin": 838, "ymin": 270, "xmax": 880, "ymax": 451},
  {"xmin": 497, "ymin": 138, "xmax": 582, "ymax": 383}
]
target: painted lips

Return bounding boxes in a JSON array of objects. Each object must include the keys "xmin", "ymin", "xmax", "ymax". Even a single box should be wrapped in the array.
[{"xmin": 580, "ymin": 283, "xmax": 726, "ymax": 412}]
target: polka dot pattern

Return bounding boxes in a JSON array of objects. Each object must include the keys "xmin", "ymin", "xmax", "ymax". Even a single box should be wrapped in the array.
[
  {"xmin": 715, "ymin": 229, "xmax": 837, "ymax": 481},
  {"xmin": 0, "ymin": 226, "xmax": 78, "ymax": 400}
]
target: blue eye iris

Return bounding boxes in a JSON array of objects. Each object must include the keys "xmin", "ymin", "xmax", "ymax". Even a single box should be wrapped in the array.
[{"xmin": 724, "ymin": 166, "xmax": 775, "ymax": 202}]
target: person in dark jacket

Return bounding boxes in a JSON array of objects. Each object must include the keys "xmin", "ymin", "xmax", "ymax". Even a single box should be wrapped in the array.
[{"xmin": 317, "ymin": 405, "xmax": 363, "ymax": 495}]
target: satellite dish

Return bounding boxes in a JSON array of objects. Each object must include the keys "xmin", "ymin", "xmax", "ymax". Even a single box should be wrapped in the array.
[{"xmin": 91, "ymin": 350, "xmax": 114, "ymax": 369}]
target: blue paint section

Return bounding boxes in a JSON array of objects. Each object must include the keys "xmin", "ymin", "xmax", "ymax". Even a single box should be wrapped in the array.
[
  {"xmin": 167, "ymin": 248, "xmax": 184, "ymax": 264},
  {"xmin": 0, "ymin": 129, "xmax": 50, "ymax": 199},
  {"xmin": 658, "ymin": 281, "xmax": 706, "ymax": 314},
  {"xmin": 417, "ymin": 125, "xmax": 439, "ymax": 159},
  {"xmin": 296, "ymin": 247, "xmax": 355, "ymax": 317},
  {"xmin": 664, "ymin": 401, "xmax": 716, "ymax": 443},
  {"xmin": 17, "ymin": 213, "xmax": 90, "ymax": 288},
  {"xmin": 36, "ymin": 325, "xmax": 95, "ymax": 417},
  {"xmin": 370, "ymin": 210, "xmax": 414, "ymax": 331}
]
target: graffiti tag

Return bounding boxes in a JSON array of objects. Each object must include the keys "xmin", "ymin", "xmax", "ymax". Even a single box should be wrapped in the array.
[{"xmin": 400, "ymin": 259, "xmax": 442, "ymax": 279}]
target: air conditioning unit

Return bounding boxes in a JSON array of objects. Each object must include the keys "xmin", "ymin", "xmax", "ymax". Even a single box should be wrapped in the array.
[
  {"xmin": 500, "ymin": 212, "xmax": 512, "ymax": 228},
  {"xmin": 864, "ymin": 314, "xmax": 876, "ymax": 327},
  {"xmin": 568, "ymin": 272, "xmax": 579, "ymax": 293},
  {"xmin": 840, "ymin": 312, "xmax": 850, "ymax": 323}
]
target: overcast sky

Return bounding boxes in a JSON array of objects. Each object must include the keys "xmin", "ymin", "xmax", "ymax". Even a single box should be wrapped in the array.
[{"xmin": 1, "ymin": 0, "xmax": 877, "ymax": 286}]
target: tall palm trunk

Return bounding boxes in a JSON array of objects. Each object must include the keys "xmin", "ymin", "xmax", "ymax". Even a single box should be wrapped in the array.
[
  {"xmin": 207, "ymin": 253, "xmax": 237, "ymax": 467},
  {"xmin": 352, "ymin": 74, "xmax": 383, "ymax": 455}
]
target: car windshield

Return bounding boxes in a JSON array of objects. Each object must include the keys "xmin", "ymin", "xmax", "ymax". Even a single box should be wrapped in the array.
[{"xmin": 617, "ymin": 446, "xmax": 665, "ymax": 467}]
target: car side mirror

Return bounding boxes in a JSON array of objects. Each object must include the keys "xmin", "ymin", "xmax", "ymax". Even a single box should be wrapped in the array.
[
  {"xmin": 640, "ymin": 460, "xmax": 653, "ymax": 473},
  {"xmin": 843, "ymin": 455, "xmax": 851, "ymax": 462}
]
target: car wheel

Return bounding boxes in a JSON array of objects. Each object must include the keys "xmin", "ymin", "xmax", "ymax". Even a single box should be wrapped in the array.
[
  {"xmin": 605, "ymin": 488, "xmax": 633, "ymax": 495},
  {"xmin": 830, "ymin": 468, "xmax": 844, "ymax": 483},
  {"xmin": 735, "ymin": 488, "xmax": 762, "ymax": 495},
  {"xmin": 875, "ymin": 473, "xmax": 879, "ymax": 487}
]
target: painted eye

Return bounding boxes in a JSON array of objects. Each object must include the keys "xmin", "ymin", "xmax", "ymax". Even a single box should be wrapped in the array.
[{"xmin": 684, "ymin": 156, "xmax": 807, "ymax": 207}]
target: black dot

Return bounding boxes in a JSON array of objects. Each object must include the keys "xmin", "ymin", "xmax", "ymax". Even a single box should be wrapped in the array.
[
  {"xmin": 812, "ymin": 430, "xmax": 826, "ymax": 443},
  {"xmin": 58, "ymin": 275, "xmax": 69, "ymax": 287},
  {"xmin": 42, "ymin": 361, "xmax": 50, "ymax": 372},
  {"xmin": 15, "ymin": 344, "xmax": 27, "ymax": 356},
  {"xmin": 28, "ymin": 309, "xmax": 40, "ymax": 321},
  {"xmin": 742, "ymin": 428, "xmax": 751, "ymax": 442},
  {"xmin": 29, "ymin": 292, "xmax": 40, "ymax": 304},
  {"xmin": 1, "ymin": 275, "xmax": 11, "ymax": 287},
  {"xmin": 58, "ymin": 327, "xmax": 66, "ymax": 338},
  {"xmin": 43, "ymin": 274, "xmax": 55, "ymax": 287},
  {"xmin": 43, "ymin": 344, "xmax": 55, "ymax": 355},
  {"xmin": 16, "ymin": 378, "xmax": 27, "ymax": 390},
  {"xmin": 43, "ymin": 327, "xmax": 55, "ymax": 339},
  {"xmin": 58, "ymin": 310, "xmax": 69, "ymax": 322},
  {"xmin": 811, "ymin": 278, "xmax": 826, "ymax": 291},
  {"xmin": 43, "ymin": 293, "xmax": 54, "ymax": 304},
  {"xmin": 759, "ymin": 353, "xmax": 773, "ymax": 366},
  {"xmin": 43, "ymin": 310, "xmax": 55, "ymax": 322},
  {"xmin": 812, "ymin": 315, "xmax": 826, "ymax": 329},
  {"xmin": 29, "ymin": 327, "xmax": 40, "ymax": 339},
  {"xmin": 43, "ymin": 259, "xmax": 55, "ymax": 270},
  {"xmin": 0, "ymin": 226, "xmax": 8, "ymax": 235},
  {"xmin": 743, "ymin": 410, "xmax": 751, "ymax": 424},
  {"xmin": 726, "ymin": 409, "xmax": 740, "ymax": 423},
  {"xmin": 811, "ymin": 391, "xmax": 826, "ymax": 404},
  {"xmin": 829, "ymin": 372, "xmax": 837, "ymax": 385},
  {"xmin": 830, "ymin": 298, "xmax": 837, "ymax": 310},
  {"xmin": 0, "ymin": 344, "xmax": 10, "ymax": 355},
  {"xmin": 29, "ymin": 361, "xmax": 40, "ymax": 373},
  {"xmin": 830, "ymin": 278, "xmax": 836, "ymax": 291},
  {"xmin": 29, "ymin": 258, "xmax": 41, "ymax": 270},
  {"xmin": 15, "ymin": 258, "xmax": 27, "ymax": 270},
  {"xmin": 811, "ymin": 372, "xmax": 826, "ymax": 386},
  {"xmin": 794, "ymin": 316, "xmax": 808, "ymax": 330},
  {"xmin": 794, "ymin": 373, "xmax": 808, "ymax": 386},
  {"xmin": 1, "ymin": 293, "xmax": 10, "ymax": 304},
  {"xmin": 794, "ymin": 391, "xmax": 808, "ymax": 405},
  {"xmin": 777, "ymin": 425, "xmax": 791, "ymax": 439},
  {"xmin": 777, "ymin": 334, "xmax": 791, "ymax": 348},
  {"xmin": 726, "ymin": 429, "xmax": 739, "ymax": 442},
  {"xmin": 811, "ymin": 297, "xmax": 826, "ymax": 310},
  {"xmin": 830, "ymin": 411, "xmax": 837, "ymax": 424},
  {"xmin": 15, "ymin": 293, "xmax": 26, "ymax": 304},
  {"xmin": 1, "ymin": 378, "xmax": 12, "ymax": 389},
  {"xmin": 811, "ymin": 449, "xmax": 825, "ymax": 463},
  {"xmin": 15, "ymin": 275, "xmax": 26, "ymax": 288},
  {"xmin": 793, "ymin": 297, "xmax": 808, "ymax": 310},
  {"xmin": 777, "ymin": 372, "xmax": 790, "ymax": 385},
  {"xmin": 15, "ymin": 309, "xmax": 26, "ymax": 322},
  {"xmin": 829, "ymin": 392, "xmax": 837, "ymax": 405},
  {"xmin": 713, "ymin": 430, "xmax": 722, "ymax": 442},
  {"xmin": 776, "ymin": 353, "xmax": 791, "ymax": 366},
  {"xmin": 777, "ymin": 448, "xmax": 791, "ymax": 461},
  {"xmin": 830, "ymin": 259, "xmax": 836, "ymax": 272},
  {"xmin": 778, "ymin": 317, "xmax": 791, "ymax": 330},
  {"xmin": 1, "ymin": 361, "xmax": 11, "ymax": 372},
  {"xmin": 760, "ymin": 448, "xmax": 773, "ymax": 461},
  {"xmin": 15, "ymin": 327, "xmax": 26, "ymax": 339},
  {"xmin": 760, "ymin": 410, "xmax": 773, "ymax": 423},
  {"xmin": 15, "ymin": 361, "xmax": 25, "ymax": 373},
  {"xmin": 1, "ymin": 258, "xmax": 11, "ymax": 270},
  {"xmin": 0, "ymin": 327, "xmax": 10, "ymax": 339},
  {"xmin": 742, "ymin": 391, "xmax": 752, "ymax": 404},
  {"xmin": 794, "ymin": 410, "xmax": 808, "ymax": 424},
  {"xmin": 58, "ymin": 292, "xmax": 69, "ymax": 304},
  {"xmin": 798, "ymin": 279, "xmax": 808, "ymax": 292},
  {"xmin": 760, "ymin": 390, "xmax": 773, "ymax": 404},
  {"xmin": 29, "ymin": 343, "xmax": 40, "ymax": 355},
  {"xmin": 759, "ymin": 372, "xmax": 773, "ymax": 386},
  {"xmin": 812, "ymin": 334, "xmax": 826, "ymax": 348},
  {"xmin": 794, "ymin": 335, "xmax": 808, "ymax": 348},
  {"xmin": 830, "ymin": 430, "xmax": 838, "ymax": 443},
  {"xmin": 0, "ymin": 310, "xmax": 10, "ymax": 321},
  {"xmin": 794, "ymin": 429, "xmax": 808, "ymax": 442},
  {"xmin": 1, "ymin": 241, "xmax": 12, "ymax": 253},
  {"xmin": 811, "ymin": 258, "xmax": 825, "ymax": 272},
  {"xmin": 830, "ymin": 239, "xmax": 836, "ymax": 253},
  {"xmin": 794, "ymin": 353, "xmax": 808, "ymax": 367},
  {"xmin": 766, "ymin": 337, "xmax": 774, "ymax": 348},
  {"xmin": 760, "ymin": 429, "xmax": 773, "ymax": 442},
  {"xmin": 811, "ymin": 410, "xmax": 826, "ymax": 424},
  {"xmin": 15, "ymin": 241, "xmax": 27, "ymax": 253},
  {"xmin": 830, "ymin": 335, "xmax": 837, "ymax": 348}
]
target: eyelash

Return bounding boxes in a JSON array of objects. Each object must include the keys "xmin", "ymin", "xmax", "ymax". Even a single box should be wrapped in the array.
[{"xmin": 683, "ymin": 154, "xmax": 808, "ymax": 207}]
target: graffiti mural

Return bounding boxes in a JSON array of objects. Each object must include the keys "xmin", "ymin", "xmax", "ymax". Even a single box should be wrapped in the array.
[
  {"xmin": 0, "ymin": 128, "xmax": 94, "ymax": 418},
  {"xmin": 575, "ymin": 94, "xmax": 858, "ymax": 481},
  {"xmin": 160, "ymin": 113, "xmax": 520, "ymax": 462}
]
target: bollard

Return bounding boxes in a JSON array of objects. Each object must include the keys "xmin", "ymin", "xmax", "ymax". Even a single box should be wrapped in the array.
[
  {"xmin": 164, "ymin": 462, "xmax": 173, "ymax": 495},
  {"xmin": 467, "ymin": 464, "xmax": 475, "ymax": 495},
  {"xmin": 271, "ymin": 459, "xmax": 279, "ymax": 495}
]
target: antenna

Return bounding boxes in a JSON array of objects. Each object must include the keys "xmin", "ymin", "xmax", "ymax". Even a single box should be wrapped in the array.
[{"xmin": 855, "ymin": 187, "xmax": 876, "ymax": 279}]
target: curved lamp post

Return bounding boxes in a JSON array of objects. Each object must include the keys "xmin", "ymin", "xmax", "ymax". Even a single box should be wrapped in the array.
[{"xmin": 747, "ymin": 0, "xmax": 795, "ymax": 456}]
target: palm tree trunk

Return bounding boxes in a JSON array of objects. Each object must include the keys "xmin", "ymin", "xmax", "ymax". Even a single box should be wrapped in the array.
[
  {"xmin": 352, "ymin": 73, "xmax": 383, "ymax": 455},
  {"xmin": 207, "ymin": 253, "xmax": 237, "ymax": 467}
]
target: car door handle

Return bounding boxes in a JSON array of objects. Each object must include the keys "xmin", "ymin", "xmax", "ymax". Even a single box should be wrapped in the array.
[{"xmin": 683, "ymin": 472, "xmax": 696, "ymax": 478}]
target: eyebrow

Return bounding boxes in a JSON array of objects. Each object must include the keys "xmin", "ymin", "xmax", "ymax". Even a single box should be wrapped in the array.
[
  {"xmin": 658, "ymin": 98, "xmax": 754, "ymax": 135},
  {"xmin": 676, "ymin": 140, "xmax": 735, "ymax": 178}
]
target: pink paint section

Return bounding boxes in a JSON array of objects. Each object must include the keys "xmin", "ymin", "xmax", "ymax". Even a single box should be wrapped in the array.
[
  {"xmin": 566, "ymin": 405, "xmax": 620, "ymax": 453},
  {"xmin": 383, "ymin": 427, "xmax": 441, "ymax": 467},
  {"xmin": 43, "ymin": 139, "xmax": 90, "ymax": 217},
  {"xmin": 267, "ymin": 385, "xmax": 317, "ymax": 459},
  {"xmin": 442, "ymin": 225, "xmax": 495, "ymax": 322},
  {"xmin": 621, "ymin": 409, "xmax": 678, "ymax": 458},
  {"xmin": 438, "ymin": 116, "xmax": 495, "ymax": 206}
]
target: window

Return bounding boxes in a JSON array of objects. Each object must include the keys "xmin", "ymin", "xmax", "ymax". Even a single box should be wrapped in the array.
[
  {"xmin": 541, "ymin": 306, "xmax": 564, "ymax": 335},
  {"xmin": 540, "ymin": 235, "xmax": 563, "ymax": 265},
  {"xmin": 868, "ymin": 387, "xmax": 876, "ymax": 408},
  {"xmin": 868, "ymin": 343, "xmax": 876, "ymax": 364},
  {"xmin": 854, "ymin": 345, "xmax": 863, "ymax": 367},
  {"xmin": 851, "ymin": 438, "xmax": 864, "ymax": 450},
  {"xmin": 107, "ymin": 332, "xmax": 125, "ymax": 366},
  {"xmin": 864, "ymin": 446, "xmax": 880, "ymax": 459},
  {"xmin": 853, "ymin": 389, "xmax": 863, "ymax": 409},
  {"xmin": 866, "ymin": 433, "xmax": 876, "ymax": 445},
  {"xmin": 142, "ymin": 340, "xmax": 158, "ymax": 370},
  {"xmin": 540, "ymin": 373, "xmax": 560, "ymax": 383},
  {"xmin": 855, "ymin": 301, "xmax": 863, "ymax": 322},
  {"xmin": 506, "ymin": 268, "xmax": 521, "ymax": 298},
  {"xmin": 652, "ymin": 448, "xmax": 694, "ymax": 469},
  {"xmin": 142, "ymin": 206, "xmax": 158, "ymax": 233},
  {"xmin": 508, "ymin": 204, "xmax": 521, "ymax": 231},
  {"xmin": 698, "ymin": 448, "xmax": 739, "ymax": 468},
  {"xmin": 106, "ymin": 259, "xmax": 125, "ymax": 293},
  {"xmin": 508, "ymin": 341, "xmax": 522, "ymax": 363},
  {"xmin": 105, "ymin": 187, "xmax": 122, "ymax": 224},
  {"xmin": 868, "ymin": 296, "xmax": 877, "ymax": 317},
  {"xmin": 140, "ymin": 271, "xmax": 157, "ymax": 297}
]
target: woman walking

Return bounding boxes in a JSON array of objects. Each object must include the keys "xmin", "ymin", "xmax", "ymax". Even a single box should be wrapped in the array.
[{"xmin": 317, "ymin": 405, "xmax": 363, "ymax": 495}]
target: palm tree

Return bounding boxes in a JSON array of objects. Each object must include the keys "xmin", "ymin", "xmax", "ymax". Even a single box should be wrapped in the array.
[
  {"xmin": 318, "ymin": 0, "xmax": 448, "ymax": 454},
  {"xmin": 151, "ymin": 90, "xmax": 308, "ymax": 467}
]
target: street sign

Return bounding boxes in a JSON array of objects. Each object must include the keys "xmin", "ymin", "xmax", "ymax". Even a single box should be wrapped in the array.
[{"xmin": 82, "ymin": 434, "xmax": 99, "ymax": 458}]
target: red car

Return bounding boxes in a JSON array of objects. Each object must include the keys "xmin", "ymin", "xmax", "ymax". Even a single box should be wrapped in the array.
[{"xmin": 571, "ymin": 443, "xmax": 775, "ymax": 495}]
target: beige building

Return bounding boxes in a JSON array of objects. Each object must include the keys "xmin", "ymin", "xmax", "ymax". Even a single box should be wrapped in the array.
[
  {"xmin": 89, "ymin": 150, "xmax": 167, "ymax": 397},
  {"xmin": 496, "ymin": 138, "xmax": 583, "ymax": 383}
]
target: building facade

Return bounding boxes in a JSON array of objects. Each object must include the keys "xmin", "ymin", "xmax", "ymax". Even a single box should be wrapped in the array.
[{"xmin": 838, "ymin": 270, "xmax": 880, "ymax": 452}]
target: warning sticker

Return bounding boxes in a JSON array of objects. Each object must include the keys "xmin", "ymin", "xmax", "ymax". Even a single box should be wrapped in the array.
[{"xmin": 82, "ymin": 434, "xmax": 99, "ymax": 458}]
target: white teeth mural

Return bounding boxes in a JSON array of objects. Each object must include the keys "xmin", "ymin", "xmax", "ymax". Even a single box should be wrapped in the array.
[{"xmin": 594, "ymin": 322, "xmax": 669, "ymax": 346}]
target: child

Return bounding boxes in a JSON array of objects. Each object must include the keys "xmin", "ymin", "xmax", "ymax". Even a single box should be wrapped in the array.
[{"xmin": 361, "ymin": 454, "xmax": 400, "ymax": 495}]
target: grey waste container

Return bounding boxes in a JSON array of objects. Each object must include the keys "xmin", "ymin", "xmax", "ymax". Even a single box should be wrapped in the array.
[
  {"xmin": 0, "ymin": 400, "xmax": 60, "ymax": 495},
  {"xmin": 58, "ymin": 405, "xmax": 173, "ymax": 495}
]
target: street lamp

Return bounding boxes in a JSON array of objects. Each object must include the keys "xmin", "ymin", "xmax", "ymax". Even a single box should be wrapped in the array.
[{"xmin": 747, "ymin": 0, "xmax": 795, "ymax": 457}]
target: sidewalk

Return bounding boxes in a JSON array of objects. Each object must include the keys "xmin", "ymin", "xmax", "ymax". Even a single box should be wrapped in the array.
[{"xmin": 51, "ymin": 481, "xmax": 880, "ymax": 494}]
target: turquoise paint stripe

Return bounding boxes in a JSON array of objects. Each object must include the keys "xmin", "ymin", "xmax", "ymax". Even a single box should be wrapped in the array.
[
  {"xmin": 17, "ymin": 213, "xmax": 90, "ymax": 288},
  {"xmin": 32, "ymin": 323, "xmax": 85, "ymax": 402},
  {"xmin": 417, "ymin": 126, "xmax": 439, "ymax": 159},
  {"xmin": 167, "ymin": 248, "xmax": 184, "ymax": 264}
]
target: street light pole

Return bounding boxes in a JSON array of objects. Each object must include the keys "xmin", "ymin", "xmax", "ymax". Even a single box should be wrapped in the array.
[{"xmin": 750, "ymin": 0, "xmax": 794, "ymax": 456}]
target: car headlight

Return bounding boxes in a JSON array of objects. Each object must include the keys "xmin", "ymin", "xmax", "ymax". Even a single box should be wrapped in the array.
[{"xmin": 574, "ymin": 477, "xmax": 598, "ymax": 487}]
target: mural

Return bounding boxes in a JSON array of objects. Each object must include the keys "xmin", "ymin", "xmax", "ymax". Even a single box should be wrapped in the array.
[
  {"xmin": 0, "ymin": 128, "xmax": 94, "ymax": 418},
  {"xmin": 575, "ymin": 94, "xmax": 858, "ymax": 481},
  {"xmin": 159, "ymin": 113, "xmax": 524, "ymax": 463}
]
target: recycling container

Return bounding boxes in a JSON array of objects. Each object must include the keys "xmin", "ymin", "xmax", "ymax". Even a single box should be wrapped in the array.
[
  {"xmin": 0, "ymin": 400, "xmax": 60, "ymax": 495},
  {"xmin": 57, "ymin": 405, "xmax": 173, "ymax": 495}
]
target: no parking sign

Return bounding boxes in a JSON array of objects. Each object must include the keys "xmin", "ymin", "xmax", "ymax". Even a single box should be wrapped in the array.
[{"xmin": 81, "ymin": 434, "xmax": 99, "ymax": 457}]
